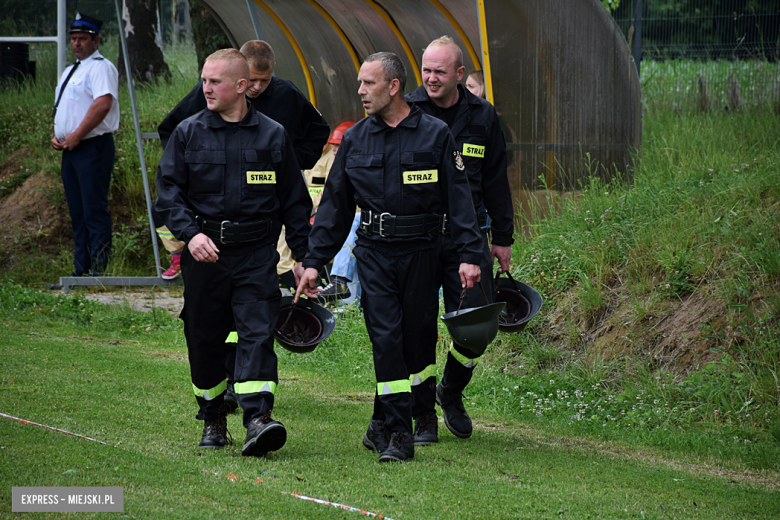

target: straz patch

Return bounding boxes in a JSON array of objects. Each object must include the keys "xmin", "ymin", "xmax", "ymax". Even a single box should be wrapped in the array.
[
  {"xmin": 403, "ymin": 170, "xmax": 438, "ymax": 184},
  {"xmin": 453, "ymin": 151, "xmax": 465, "ymax": 171},
  {"xmin": 308, "ymin": 186, "xmax": 323, "ymax": 196},
  {"xmin": 247, "ymin": 171, "xmax": 276, "ymax": 184},
  {"xmin": 463, "ymin": 143, "xmax": 485, "ymax": 158}
]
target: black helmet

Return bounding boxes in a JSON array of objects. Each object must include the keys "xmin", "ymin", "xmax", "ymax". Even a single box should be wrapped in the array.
[
  {"xmin": 440, "ymin": 283, "xmax": 506, "ymax": 356},
  {"xmin": 275, "ymin": 296, "xmax": 336, "ymax": 353},
  {"xmin": 494, "ymin": 270, "xmax": 543, "ymax": 332}
]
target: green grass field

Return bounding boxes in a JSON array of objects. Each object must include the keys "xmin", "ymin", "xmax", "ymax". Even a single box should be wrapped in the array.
[{"xmin": 1, "ymin": 287, "xmax": 778, "ymax": 519}]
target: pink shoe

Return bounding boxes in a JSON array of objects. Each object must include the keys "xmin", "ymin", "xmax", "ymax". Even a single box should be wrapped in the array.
[{"xmin": 162, "ymin": 253, "xmax": 181, "ymax": 280}]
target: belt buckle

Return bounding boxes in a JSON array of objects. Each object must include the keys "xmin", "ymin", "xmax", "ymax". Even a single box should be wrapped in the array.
[
  {"xmin": 378, "ymin": 212, "xmax": 391, "ymax": 238},
  {"xmin": 360, "ymin": 211, "xmax": 372, "ymax": 234},
  {"xmin": 441, "ymin": 214, "xmax": 448, "ymax": 234},
  {"xmin": 220, "ymin": 220, "xmax": 232, "ymax": 243}
]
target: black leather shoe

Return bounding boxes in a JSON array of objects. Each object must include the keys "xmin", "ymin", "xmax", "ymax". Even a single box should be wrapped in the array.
[
  {"xmin": 362, "ymin": 419, "xmax": 388, "ymax": 453},
  {"xmin": 413, "ymin": 413, "xmax": 439, "ymax": 446},
  {"xmin": 224, "ymin": 382, "xmax": 238, "ymax": 414},
  {"xmin": 199, "ymin": 416, "xmax": 230, "ymax": 449},
  {"xmin": 319, "ymin": 278, "xmax": 351, "ymax": 301},
  {"xmin": 379, "ymin": 431, "xmax": 414, "ymax": 462},
  {"xmin": 242, "ymin": 415, "xmax": 287, "ymax": 457},
  {"xmin": 436, "ymin": 382, "xmax": 472, "ymax": 438}
]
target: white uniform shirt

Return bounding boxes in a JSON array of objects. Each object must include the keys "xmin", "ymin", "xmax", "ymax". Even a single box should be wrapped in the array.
[{"xmin": 54, "ymin": 49, "xmax": 120, "ymax": 141}]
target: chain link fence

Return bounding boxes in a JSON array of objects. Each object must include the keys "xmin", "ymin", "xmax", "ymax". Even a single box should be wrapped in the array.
[{"xmin": 610, "ymin": 0, "xmax": 780, "ymax": 111}]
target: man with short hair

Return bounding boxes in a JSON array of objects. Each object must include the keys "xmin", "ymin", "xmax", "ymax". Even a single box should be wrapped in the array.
[
  {"xmin": 157, "ymin": 40, "xmax": 330, "ymax": 408},
  {"xmin": 158, "ymin": 40, "xmax": 329, "ymax": 169},
  {"xmin": 155, "ymin": 49, "xmax": 312, "ymax": 457},
  {"xmin": 296, "ymin": 52, "xmax": 484, "ymax": 463},
  {"xmin": 51, "ymin": 13, "xmax": 119, "ymax": 277},
  {"xmin": 405, "ymin": 37, "xmax": 515, "ymax": 444}
]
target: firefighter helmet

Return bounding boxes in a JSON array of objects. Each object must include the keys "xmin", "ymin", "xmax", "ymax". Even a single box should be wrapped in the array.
[
  {"xmin": 275, "ymin": 296, "xmax": 336, "ymax": 353},
  {"xmin": 441, "ymin": 300, "xmax": 506, "ymax": 356},
  {"xmin": 494, "ymin": 270, "xmax": 543, "ymax": 332},
  {"xmin": 327, "ymin": 121, "xmax": 355, "ymax": 145}
]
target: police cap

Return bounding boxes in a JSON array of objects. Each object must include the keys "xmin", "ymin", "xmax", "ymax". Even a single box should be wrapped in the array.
[{"xmin": 70, "ymin": 13, "xmax": 103, "ymax": 35}]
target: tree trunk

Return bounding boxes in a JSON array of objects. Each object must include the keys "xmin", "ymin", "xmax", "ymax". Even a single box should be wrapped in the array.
[
  {"xmin": 117, "ymin": 0, "xmax": 171, "ymax": 84},
  {"xmin": 189, "ymin": 0, "xmax": 233, "ymax": 74}
]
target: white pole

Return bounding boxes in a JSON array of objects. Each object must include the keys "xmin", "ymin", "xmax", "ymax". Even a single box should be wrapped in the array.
[{"xmin": 57, "ymin": 0, "xmax": 66, "ymax": 77}]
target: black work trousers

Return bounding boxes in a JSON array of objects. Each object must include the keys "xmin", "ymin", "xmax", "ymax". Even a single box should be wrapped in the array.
[
  {"xmin": 355, "ymin": 242, "xmax": 439, "ymax": 436},
  {"xmin": 411, "ymin": 231, "xmax": 494, "ymax": 418},
  {"xmin": 180, "ymin": 242, "xmax": 281, "ymax": 428}
]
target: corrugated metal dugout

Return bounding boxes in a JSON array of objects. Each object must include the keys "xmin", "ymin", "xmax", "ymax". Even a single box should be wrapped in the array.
[{"xmin": 202, "ymin": 0, "xmax": 641, "ymax": 220}]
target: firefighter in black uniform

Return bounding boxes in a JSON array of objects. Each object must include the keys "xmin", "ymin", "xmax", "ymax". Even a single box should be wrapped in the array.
[
  {"xmin": 157, "ymin": 40, "xmax": 329, "ymax": 412},
  {"xmin": 155, "ymin": 49, "xmax": 312, "ymax": 457},
  {"xmin": 405, "ymin": 37, "xmax": 515, "ymax": 444},
  {"xmin": 296, "ymin": 52, "xmax": 484, "ymax": 463}
]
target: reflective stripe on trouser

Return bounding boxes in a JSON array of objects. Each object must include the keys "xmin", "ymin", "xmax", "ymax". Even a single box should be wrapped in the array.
[
  {"xmin": 192, "ymin": 379, "xmax": 227, "ymax": 400},
  {"xmin": 180, "ymin": 242, "xmax": 281, "ymax": 427},
  {"xmin": 355, "ymin": 243, "xmax": 439, "ymax": 436},
  {"xmin": 409, "ymin": 364, "xmax": 437, "ymax": 387},
  {"xmin": 235, "ymin": 381, "xmax": 277, "ymax": 395},
  {"xmin": 410, "ymin": 364, "xmax": 437, "ymax": 420},
  {"xmin": 155, "ymin": 225, "xmax": 185, "ymax": 254}
]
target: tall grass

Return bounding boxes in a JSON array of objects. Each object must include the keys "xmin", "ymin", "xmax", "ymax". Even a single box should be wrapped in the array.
[{"xmin": 486, "ymin": 110, "xmax": 780, "ymax": 468}]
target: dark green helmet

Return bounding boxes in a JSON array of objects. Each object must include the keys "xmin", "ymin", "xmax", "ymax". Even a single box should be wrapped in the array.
[{"xmin": 441, "ymin": 301, "xmax": 506, "ymax": 356}]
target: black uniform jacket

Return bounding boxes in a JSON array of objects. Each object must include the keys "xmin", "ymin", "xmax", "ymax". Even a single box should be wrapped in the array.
[
  {"xmin": 158, "ymin": 76, "xmax": 329, "ymax": 170},
  {"xmin": 155, "ymin": 104, "xmax": 313, "ymax": 261},
  {"xmin": 303, "ymin": 105, "xmax": 484, "ymax": 272},
  {"xmin": 406, "ymin": 84, "xmax": 514, "ymax": 247}
]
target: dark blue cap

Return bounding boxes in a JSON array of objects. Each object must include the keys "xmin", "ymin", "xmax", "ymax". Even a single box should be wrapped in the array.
[{"xmin": 69, "ymin": 13, "xmax": 102, "ymax": 35}]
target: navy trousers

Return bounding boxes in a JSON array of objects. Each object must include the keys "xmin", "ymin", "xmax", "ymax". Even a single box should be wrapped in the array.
[
  {"xmin": 355, "ymin": 243, "xmax": 439, "ymax": 436},
  {"xmin": 60, "ymin": 133, "xmax": 114, "ymax": 275}
]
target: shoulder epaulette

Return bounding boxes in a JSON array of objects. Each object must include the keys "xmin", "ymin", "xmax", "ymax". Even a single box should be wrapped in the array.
[{"xmin": 94, "ymin": 56, "xmax": 104, "ymax": 60}]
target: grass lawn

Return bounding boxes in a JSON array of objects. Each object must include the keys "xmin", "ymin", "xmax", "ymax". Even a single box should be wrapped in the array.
[{"xmin": 1, "ymin": 296, "xmax": 777, "ymax": 519}]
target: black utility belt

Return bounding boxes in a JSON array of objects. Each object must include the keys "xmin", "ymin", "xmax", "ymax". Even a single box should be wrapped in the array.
[
  {"xmin": 196, "ymin": 216, "xmax": 272, "ymax": 244},
  {"xmin": 441, "ymin": 212, "xmax": 489, "ymax": 235},
  {"xmin": 360, "ymin": 210, "xmax": 444, "ymax": 238}
]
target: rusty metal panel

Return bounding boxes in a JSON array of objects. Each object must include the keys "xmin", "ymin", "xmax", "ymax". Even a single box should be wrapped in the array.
[
  {"xmin": 484, "ymin": 0, "xmax": 641, "ymax": 198},
  {"xmin": 199, "ymin": 0, "xmax": 642, "ymax": 224},
  {"xmin": 255, "ymin": 0, "xmax": 366, "ymax": 126},
  {"xmin": 207, "ymin": 0, "xmax": 309, "ymax": 97},
  {"xmin": 374, "ymin": 0, "xmax": 481, "ymax": 74},
  {"xmin": 314, "ymin": 0, "xmax": 420, "ymax": 94}
]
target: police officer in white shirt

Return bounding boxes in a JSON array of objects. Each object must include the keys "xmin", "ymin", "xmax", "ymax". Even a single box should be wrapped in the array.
[{"xmin": 51, "ymin": 13, "xmax": 119, "ymax": 276}]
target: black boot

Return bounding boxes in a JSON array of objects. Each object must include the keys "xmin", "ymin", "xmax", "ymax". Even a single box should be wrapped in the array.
[
  {"xmin": 362, "ymin": 418, "xmax": 388, "ymax": 453},
  {"xmin": 436, "ymin": 382, "xmax": 472, "ymax": 438},
  {"xmin": 379, "ymin": 431, "xmax": 414, "ymax": 462},
  {"xmin": 242, "ymin": 414, "xmax": 287, "ymax": 457},
  {"xmin": 413, "ymin": 413, "xmax": 439, "ymax": 446},
  {"xmin": 199, "ymin": 416, "xmax": 230, "ymax": 449},
  {"xmin": 224, "ymin": 381, "xmax": 239, "ymax": 414}
]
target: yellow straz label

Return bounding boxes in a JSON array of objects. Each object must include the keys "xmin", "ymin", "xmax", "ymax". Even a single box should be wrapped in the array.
[
  {"xmin": 403, "ymin": 170, "xmax": 438, "ymax": 184},
  {"xmin": 247, "ymin": 171, "xmax": 276, "ymax": 184},
  {"xmin": 308, "ymin": 186, "xmax": 323, "ymax": 196},
  {"xmin": 463, "ymin": 143, "xmax": 485, "ymax": 158}
]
